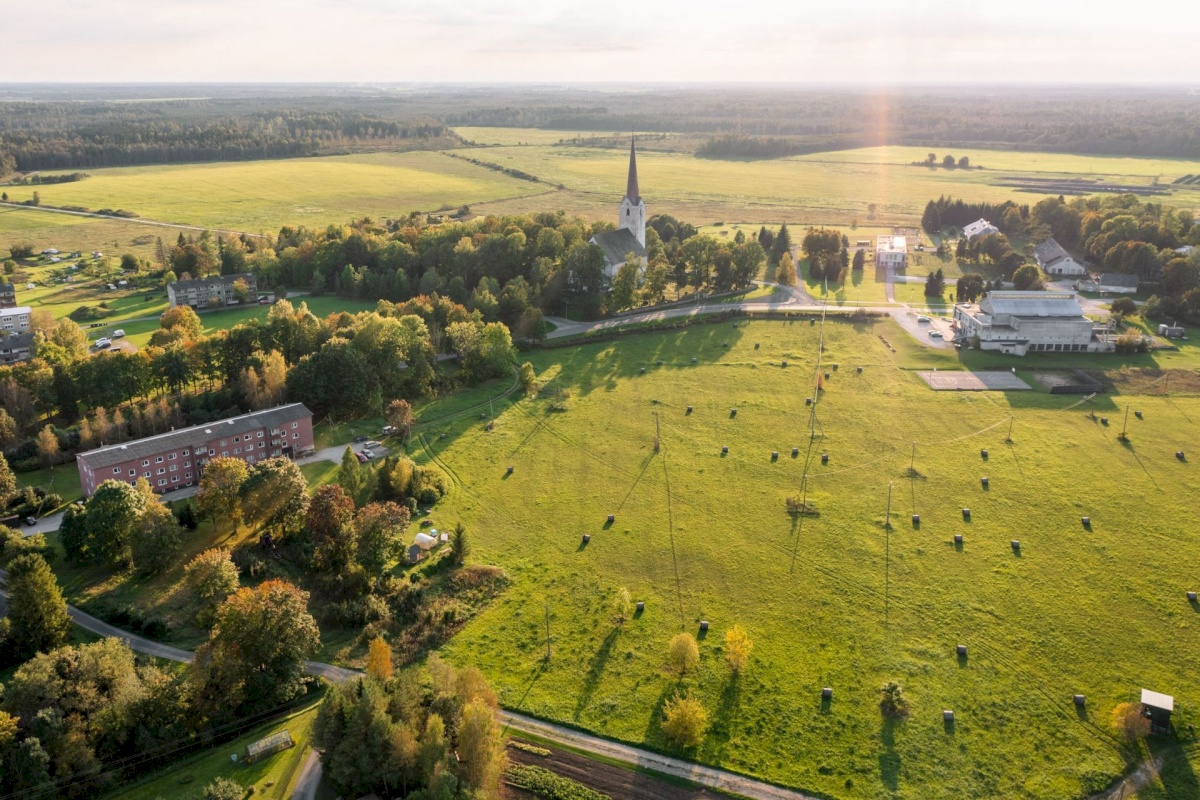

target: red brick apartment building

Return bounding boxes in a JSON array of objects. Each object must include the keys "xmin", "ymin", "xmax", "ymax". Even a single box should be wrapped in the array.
[{"xmin": 76, "ymin": 404, "xmax": 314, "ymax": 497}]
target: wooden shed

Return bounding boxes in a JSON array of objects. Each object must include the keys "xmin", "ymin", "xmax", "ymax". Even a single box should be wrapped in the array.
[{"xmin": 1141, "ymin": 689, "xmax": 1174, "ymax": 735}]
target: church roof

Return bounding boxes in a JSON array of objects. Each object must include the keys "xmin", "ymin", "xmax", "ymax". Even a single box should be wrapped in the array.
[
  {"xmin": 591, "ymin": 228, "xmax": 646, "ymax": 267},
  {"xmin": 625, "ymin": 137, "xmax": 640, "ymax": 203}
]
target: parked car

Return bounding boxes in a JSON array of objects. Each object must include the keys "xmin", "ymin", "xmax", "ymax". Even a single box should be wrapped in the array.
[
  {"xmin": 365, "ymin": 440, "xmax": 382, "ymax": 449},
  {"xmin": 361, "ymin": 449, "xmax": 375, "ymax": 460},
  {"xmin": 355, "ymin": 452, "xmax": 369, "ymax": 464},
  {"xmin": 94, "ymin": 338, "xmax": 112, "ymax": 349},
  {"xmin": 929, "ymin": 330, "xmax": 943, "ymax": 338},
  {"xmin": 258, "ymin": 295, "xmax": 272, "ymax": 305},
  {"xmin": 353, "ymin": 435, "xmax": 369, "ymax": 443},
  {"xmin": 112, "ymin": 329, "xmax": 126, "ymax": 338},
  {"xmin": 24, "ymin": 516, "xmax": 37, "ymax": 527},
  {"xmin": 381, "ymin": 425, "xmax": 397, "ymax": 436},
  {"xmin": 916, "ymin": 315, "xmax": 931, "ymax": 323}
]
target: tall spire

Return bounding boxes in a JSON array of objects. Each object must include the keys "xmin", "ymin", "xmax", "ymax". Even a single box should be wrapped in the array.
[{"xmin": 625, "ymin": 135, "xmax": 640, "ymax": 203}]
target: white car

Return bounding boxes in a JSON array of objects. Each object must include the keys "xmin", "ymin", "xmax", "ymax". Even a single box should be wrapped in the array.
[
  {"xmin": 112, "ymin": 329, "xmax": 126, "ymax": 339},
  {"xmin": 929, "ymin": 330, "xmax": 943, "ymax": 338},
  {"xmin": 916, "ymin": 315, "xmax": 931, "ymax": 323},
  {"xmin": 94, "ymin": 338, "xmax": 112, "ymax": 349}
]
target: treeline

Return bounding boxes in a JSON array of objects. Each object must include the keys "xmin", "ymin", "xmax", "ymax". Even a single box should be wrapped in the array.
[
  {"xmin": 0, "ymin": 103, "xmax": 447, "ymax": 170},
  {"xmin": 696, "ymin": 135, "xmax": 865, "ymax": 160},
  {"xmin": 922, "ymin": 196, "xmax": 1029, "ymax": 234},
  {"xmin": 6, "ymin": 172, "xmax": 88, "ymax": 185}
]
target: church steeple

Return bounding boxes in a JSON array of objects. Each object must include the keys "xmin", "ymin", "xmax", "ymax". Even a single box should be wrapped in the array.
[{"xmin": 625, "ymin": 136, "xmax": 640, "ymax": 203}]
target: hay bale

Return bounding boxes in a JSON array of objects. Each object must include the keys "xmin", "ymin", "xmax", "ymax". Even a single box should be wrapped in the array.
[
  {"xmin": 721, "ymin": 446, "xmax": 729, "ymax": 455},
  {"xmin": 912, "ymin": 514, "xmax": 920, "ymax": 525},
  {"xmin": 981, "ymin": 449, "xmax": 988, "ymax": 460},
  {"xmin": 956, "ymin": 644, "xmax": 967, "ymax": 657},
  {"xmin": 962, "ymin": 508, "xmax": 971, "ymax": 520},
  {"xmin": 981, "ymin": 477, "xmax": 989, "ymax": 488},
  {"xmin": 686, "ymin": 405, "xmax": 693, "ymax": 414},
  {"xmin": 821, "ymin": 453, "xmax": 829, "ymax": 465},
  {"xmin": 954, "ymin": 534, "xmax": 963, "ymax": 545},
  {"xmin": 771, "ymin": 451, "xmax": 778, "ymax": 460},
  {"xmin": 792, "ymin": 447, "xmax": 800, "ymax": 457},
  {"xmin": 822, "ymin": 687, "xmax": 833, "ymax": 700},
  {"xmin": 1074, "ymin": 694, "xmax": 1086, "ymax": 707},
  {"xmin": 1135, "ymin": 410, "xmax": 1143, "ymax": 419},
  {"xmin": 1081, "ymin": 516, "xmax": 1090, "ymax": 527},
  {"xmin": 943, "ymin": 710, "xmax": 955, "ymax": 722},
  {"xmin": 754, "ymin": 342, "xmax": 760, "ymax": 349},
  {"xmin": 857, "ymin": 366, "xmax": 863, "ymax": 374},
  {"xmin": 1011, "ymin": 540, "xmax": 1020, "ymax": 550},
  {"xmin": 781, "ymin": 360, "xmax": 788, "ymax": 368},
  {"xmin": 730, "ymin": 408, "xmax": 737, "ymax": 417},
  {"xmin": 606, "ymin": 514, "xmax": 615, "ymax": 524},
  {"xmin": 699, "ymin": 620, "xmax": 709, "ymax": 632},
  {"xmin": 1101, "ymin": 417, "xmax": 1109, "ymax": 425},
  {"xmin": 805, "ymin": 397, "xmax": 812, "ymax": 406},
  {"xmin": 691, "ymin": 357, "xmax": 698, "ymax": 363},
  {"xmin": 1188, "ymin": 591, "xmax": 1197, "ymax": 602},
  {"xmin": 636, "ymin": 601, "xmax": 645, "ymax": 612},
  {"xmin": 639, "ymin": 367, "xmax": 646, "ymax": 374},
  {"xmin": 582, "ymin": 534, "xmax": 590, "ymax": 544},
  {"xmin": 506, "ymin": 465, "xmax": 514, "ymax": 475},
  {"xmin": 1177, "ymin": 451, "xmax": 1186, "ymax": 460}
]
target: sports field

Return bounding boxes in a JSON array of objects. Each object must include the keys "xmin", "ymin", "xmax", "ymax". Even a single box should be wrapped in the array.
[{"xmin": 404, "ymin": 317, "xmax": 1200, "ymax": 799}]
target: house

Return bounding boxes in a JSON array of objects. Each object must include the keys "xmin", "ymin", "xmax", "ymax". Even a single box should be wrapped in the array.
[
  {"xmin": 0, "ymin": 332, "xmax": 35, "ymax": 365},
  {"xmin": 1033, "ymin": 238, "xmax": 1086, "ymax": 276},
  {"xmin": 1140, "ymin": 689, "xmax": 1173, "ymax": 735},
  {"xmin": 167, "ymin": 272, "xmax": 258, "ymax": 309},
  {"xmin": 953, "ymin": 291, "xmax": 1114, "ymax": 356},
  {"xmin": 590, "ymin": 137, "xmax": 648, "ymax": 279},
  {"xmin": 0, "ymin": 282, "xmax": 16, "ymax": 310},
  {"xmin": 75, "ymin": 403, "xmax": 313, "ymax": 497},
  {"xmin": 0, "ymin": 306, "xmax": 31, "ymax": 333},
  {"xmin": 962, "ymin": 219, "xmax": 999, "ymax": 240},
  {"xmin": 876, "ymin": 236, "xmax": 907, "ymax": 270},
  {"xmin": 1076, "ymin": 273, "xmax": 1139, "ymax": 294}
]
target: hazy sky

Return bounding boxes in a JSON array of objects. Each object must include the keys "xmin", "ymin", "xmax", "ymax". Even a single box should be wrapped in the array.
[{"xmin": 5, "ymin": 0, "xmax": 1198, "ymax": 83}]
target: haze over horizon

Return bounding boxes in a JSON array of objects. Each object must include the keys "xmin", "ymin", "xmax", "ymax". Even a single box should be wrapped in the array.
[{"xmin": 7, "ymin": 0, "xmax": 1200, "ymax": 85}]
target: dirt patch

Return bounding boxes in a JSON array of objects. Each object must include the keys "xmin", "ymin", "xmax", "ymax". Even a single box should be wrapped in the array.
[
  {"xmin": 1029, "ymin": 371, "xmax": 1084, "ymax": 390},
  {"xmin": 917, "ymin": 371, "xmax": 1032, "ymax": 391},
  {"xmin": 507, "ymin": 738, "xmax": 730, "ymax": 800},
  {"xmin": 1092, "ymin": 368, "xmax": 1200, "ymax": 395}
]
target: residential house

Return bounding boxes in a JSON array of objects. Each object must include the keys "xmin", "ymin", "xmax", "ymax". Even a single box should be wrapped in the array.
[
  {"xmin": 1034, "ymin": 238, "xmax": 1086, "ymax": 276},
  {"xmin": 962, "ymin": 218, "xmax": 999, "ymax": 240},
  {"xmin": 0, "ymin": 282, "xmax": 16, "ymax": 309},
  {"xmin": 167, "ymin": 273, "xmax": 258, "ymax": 309},
  {"xmin": 0, "ymin": 332, "xmax": 35, "ymax": 364},
  {"xmin": 876, "ymin": 236, "xmax": 907, "ymax": 270}
]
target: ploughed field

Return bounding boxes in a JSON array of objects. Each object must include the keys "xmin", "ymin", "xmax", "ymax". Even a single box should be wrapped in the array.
[{"xmin": 419, "ymin": 317, "xmax": 1200, "ymax": 799}]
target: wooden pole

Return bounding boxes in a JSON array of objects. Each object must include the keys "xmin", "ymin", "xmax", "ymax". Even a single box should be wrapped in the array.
[
  {"xmin": 1121, "ymin": 404, "xmax": 1130, "ymax": 438},
  {"xmin": 910, "ymin": 442, "xmax": 916, "ymax": 473},
  {"xmin": 1006, "ymin": 414, "xmax": 1014, "ymax": 444}
]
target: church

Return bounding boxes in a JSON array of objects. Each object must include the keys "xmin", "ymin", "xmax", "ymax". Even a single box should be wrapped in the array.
[{"xmin": 590, "ymin": 137, "xmax": 648, "ymax": 278}]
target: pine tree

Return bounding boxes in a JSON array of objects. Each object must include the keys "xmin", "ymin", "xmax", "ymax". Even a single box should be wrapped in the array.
[
  {"xmin": 769, "ymin": 224, "xmax": 792, "ymax": 266},
  {"xmin": 337, "ymin": 447, "xmax": 370, "ymax": 508},
  {"xmin": 451, "ymin": 522, "xmax": 469, "ymax": 567},
  {"xmin": 3, "ymin": 553, "xmax": 71, "ymax": 663}
]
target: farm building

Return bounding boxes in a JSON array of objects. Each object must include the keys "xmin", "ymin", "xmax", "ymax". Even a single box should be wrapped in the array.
[
  {"xmin": 1033, "ymin": 238, "xmax": 1087, "ymax": 276},
  {"xmin": 1075, "ymin": 273, "xmax": 1139, "ymax": 294},
  {"xmin": 0, "ymin": 332, "xmax": 35, "ymax": 365},
  {"xmin": 167, "ymin": 272, "xmax": 258, "ymax": 309},
  {"xmin": 875, "ymin": 235, "xmax": 907, "ymax": 270},
  {"xmin": 0, "ymin": 282, "xmax": 16, "ymax": 309},
  {"xmin": 953, "ymin": 291, "xmax": 1115, "ymax": 356},
  {"xmin": 75, "ymin": 403, "xmax": 313, "ymax": 496},
  {"xmin": 0, "ymin": 306, "xmax": 31, "ymax": 333},
  {"xmin": 1140, "ymin": 689, "xmax": 1173, "ymax": 735},
  {"xmin": 590, "ymin": 136, "xmax": 648, "ymax": 279},
  {"xmin": 962, "ymin": 218, "xmax": 999, "ymax": 240}
]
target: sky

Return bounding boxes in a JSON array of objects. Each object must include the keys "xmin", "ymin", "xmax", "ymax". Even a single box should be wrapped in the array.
[{"xmin": 4, "ymin": 0, "xmax": 1199, "ymax": 84}]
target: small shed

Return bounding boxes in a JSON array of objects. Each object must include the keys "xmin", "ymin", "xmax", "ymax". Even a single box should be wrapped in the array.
[
  {"xmin": 407, "ymin": 544, "xmax": 425, "ymax": 564},
  {"xmin": 414, "ymin": 532, "xmax": 438, "ymax": 551},
  {"xmin": 1141, "ymin": 689, "xmax": 1174, "ymax": 735},
  {"xmin": 245, "ymin": 729, "xmax": 294, "ymax": 763}
]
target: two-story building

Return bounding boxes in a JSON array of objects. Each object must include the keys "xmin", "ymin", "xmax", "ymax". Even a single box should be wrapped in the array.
[
  {"xmin": 0, "ymin": 306, "xmax": 32, "ymax": 333},
  {"xmin": 167, "ymin": 273, "xmax": 258, "ymax": 309},
  {"xmin": 0, "ymin": 332, "xmax": 35, "ymax": 365},
  {"xmin": 953, "ymin": 291, "xmax": 1114, "ymax": 356},
  {"xmin": 876, "ymin": 236, "xmax": 907, "ymax": 270},
  {"xmin": 75, "ymin": 403, "xmax": 314, "ymax": 497}
]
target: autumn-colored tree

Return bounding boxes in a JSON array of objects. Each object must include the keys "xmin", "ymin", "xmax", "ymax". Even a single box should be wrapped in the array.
[
  {"xmin": 130, "ymin": 501, "xmax": 184, "ymax": 576},
  {"xmin": 724, "ymin": 624, "xmax": 753, "ymax": 674},
  {"xmin": 191, "ymin": 580, "xmax": 320, "ymax": 716},
  {"xmin": 667, "ymin": 632, "xmax": 700, "ymax": 676},
  {"xmin": 35, "ymin": 425, "xmax": 59, "ymax": 468},
  {"xmin": 776, "ymin": 252, "xmax": 797, "ymax": 286},
  {"xmin": 1112, "ymin": 702, "xmax": 1151, "ymax": 742},
  {"xmin": 158, "ymin": 305, "xmax": 204, "ymax": 340},
  {"xmin": 0, "ymin": 451, "xmax": 16, "ymax": 507},
  {"xmin": 354, "ymin": 501, "xmax": 410, "ymax": 576},
  {"xmin": 184, "ymin": 548, "xmax": 240, "ymax": 626},
  {"xmin": 385, "ymin": 398, "xmax": 416, "ymax": 440},
  {"xmin": 660, "ymin": 693, "xmax": 708, "ymax": 748},
  {"xmin": 195, "ymin": 456, "xmax": 249, "ymax": 533},
  {"xmin": 240, "ymin": 457, "xmax": 309, "ymax": 535},
  {"xmin": 307, "ymin": 484, "xmax": 356, "ymax": 573},
  {"xmin": 454, "ymin": 698, "xmax": 507, "ymax": 794},
  {"xmin": 365, "ymin": 636, "xmax": 393, "ymax": 682}
]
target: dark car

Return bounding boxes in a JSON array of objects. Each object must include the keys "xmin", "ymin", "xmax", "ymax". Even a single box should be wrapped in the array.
[
  {"xmin": 353, "ymin": 435, "xmax": 368, "ymax": 443},
  {"xmin": 24, "ymin": 516, "xmax": 37, "ymax": 527}
]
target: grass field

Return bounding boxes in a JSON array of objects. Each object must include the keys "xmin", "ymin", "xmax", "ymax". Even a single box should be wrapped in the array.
[
  {"xmin": 392, "ymin": 316, "xmax": 1200, "ymax": 799},
  {"xmin": 107, "ymin": 698, "xmax": 323, "ymax": 800}
]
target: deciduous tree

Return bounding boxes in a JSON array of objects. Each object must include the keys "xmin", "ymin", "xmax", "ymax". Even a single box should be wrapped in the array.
[
  {"xmin": 667, "ymin": 632, "xmax": 700, "ymax": 676},
  {"xmin": 2, "ymin": 553, "xmax": 70, "ymax": 663},
  {"xmin": 660, "ymin": 693, "xmax": 708, "ymax": 748},
  {"xmin": 365, "ymin": 637, "xmax": 393, "ymax": 681},
  {"xmin": 184, "ymin": 548, "xmax": 240, "ymax": 626},
  {"xmin": 240, "ymin": 457, "xmax": 309, "ymax": 536},
  {"xmin": 195, "ymin": 456, "xmax": 249, "ymax": 533},
  {"xmin": 385, "ymin": 398, "xmax": 416, "ymax": 440},
  {"xmin": 355, "ymin": 501, "xmax": 410, "ymax": 576},
  {"xmin": 130, "ymin": 501, "xmax": 184, "ymax": 576},
  {"xmin": 725, "ymin": 624, "xmax": 752, "ymax": 674}
]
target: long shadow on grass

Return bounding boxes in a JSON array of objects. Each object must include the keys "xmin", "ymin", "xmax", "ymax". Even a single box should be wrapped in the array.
[
  {"xmin": 878, "ymin": 717, "xmax": 902, "ymax": 792},
  {"xmin": 1156, "ymin": 739, "xmax": 1200, "ymax": 798},
  {"xmin": 699, "ymin": 674, "xmax": 743, "ymax": 766},
  {"xmin": 573, "ymin": 628, "xmax": 619, "ymax": 720}
]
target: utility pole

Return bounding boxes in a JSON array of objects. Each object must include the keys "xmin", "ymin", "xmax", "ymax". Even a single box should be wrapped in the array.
[
  {"xmin": 1121, "ymin": 404, "xmax": 1130, "ymax": 439},
  {"xmin": 1006, "ymin": 414, "xmax": 1014, "ymax": 444},
  {"xmin": 909, "ymin": 442, "xmax": 916, "ymax": 474},
  {"xmin": 654, "ymin": 411, "xmax": 661, "ymax": 453}
]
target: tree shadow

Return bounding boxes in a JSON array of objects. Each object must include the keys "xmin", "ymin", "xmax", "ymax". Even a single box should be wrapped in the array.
[
  {"xmin": 879, "ymin": 717, "xmax": 901, "ymax": 791},
  {"xmin": 699, "ymin": 674, "xmax": 743, "ymax": 765},
  {"xmin": 573, "ymin": 628, "xmax": 619, "ymax": 720}
]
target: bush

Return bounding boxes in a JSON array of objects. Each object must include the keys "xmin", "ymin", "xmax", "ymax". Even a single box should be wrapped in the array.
[
  {"xmin": 203, "ymin": 777, "xmax": 245, "ymax": 800},
  {"xmin": 505, "ymin": 765, "xmax": 610, "ymax": 800},
  {"xmin": 1110, "ymin": 297, "xmax": 1137, "ymax": 317},
  {"xmin": 660, "ymin": 693, "xmax": 708, "ymax": 748},
  {"xmin": 409, "ymin": 465, "xmax": 449, "ymax": 505},
  {"xmin": 879, "ymin": 681, "xmax": 909, "ymax": 719},
  {"xmin": 1112, "ymin": 702, "xmax": 1150, "ymax": 741}
]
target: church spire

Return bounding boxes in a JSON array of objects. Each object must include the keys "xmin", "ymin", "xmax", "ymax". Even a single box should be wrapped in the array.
[{"xmin": 625, "ymin": 135, "xmax": 640, "ymax": 203}]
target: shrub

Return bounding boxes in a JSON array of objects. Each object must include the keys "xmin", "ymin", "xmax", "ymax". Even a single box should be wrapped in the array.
[
  {"xmin": 202, "ymin": 777, "xmax": 244, "ymax": 800},
  {"xmin": 1110, "ymin": 297, "xmax": 1137, "ymax": 317},
  {"xmin": 666, "ymin": 632, "xmax": 700, "ymax": 676},
  {"xmin": 1112, "ymin": 702, "xmax": 1150, "ymax": 741},
  {"xmin": 505, "ymin": 765, "xmax": 609, "ymax": 800},
  {"xmin": 409, "ymin": 465, "xmax": 449, "ymax": 505},
  {"xmin": 879, "ymin": 681, "xmax": 909, "ymax": 719},
  {"xmin": 510, "ymin": 741, "xmax": 551, "ymax": 757},
  {"xmin": 660, "ymin": 693, "xmax": 708, "ymax": 748}
]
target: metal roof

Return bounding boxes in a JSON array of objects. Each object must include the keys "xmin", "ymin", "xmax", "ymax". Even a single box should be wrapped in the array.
[
  {"xmin": 76, "ymin": 403, "xmax": 311, "ymax": 470},
  {"xmin": 963, "ymin": 219, "xmax": 998, "ymax": 239},
  {"xmin": 979, "ymin": 291, "xmax": 1084, "ymax": 318},
  {"xmin": 591, "ymin": 228, "xmax": 646, "ymax": 267},
  {"xmin": 1141, "ymin": 689, "xmax": 1174, "ymax": 712},
  {"xmin": 1034, "ymin": 238, "xmax": 1072, "ymax": 266},
  {"xmin": 1097, "ymin": 273, "xmax": 1140, "ymax": 288},
  {"xmin": 167, "ymin": 272, "xmax": 255, "ymax": 292},
  {"xmin": 625, "ymin": 136, "xmax": 640, "ymax": 203}
]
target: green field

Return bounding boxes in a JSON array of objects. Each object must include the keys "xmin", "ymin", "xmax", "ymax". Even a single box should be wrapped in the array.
[{"xmin": 391, "ymin": 317, "xmax": 1200, "ymax": 799}]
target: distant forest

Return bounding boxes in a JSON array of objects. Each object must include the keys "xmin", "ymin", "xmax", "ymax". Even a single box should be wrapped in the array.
[{"xmin": 1, "ymin": 85, "xmax": 1200, "ymax": 173}]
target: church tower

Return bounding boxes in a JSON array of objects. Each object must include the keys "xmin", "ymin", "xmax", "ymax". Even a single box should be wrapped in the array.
[{"xmin": 618, "ymin": 136, "xmax": 646, "ymax": 248}]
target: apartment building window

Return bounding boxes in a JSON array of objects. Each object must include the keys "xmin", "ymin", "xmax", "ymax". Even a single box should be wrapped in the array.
[
  {"xmin": 259, "ymin": 442, "xmax": 265, "ymax": 448},
  {"xmin": 220, "ymin": 440, "xmax": 227, "ymax": 446},
  {"xmin": 157, "ymin": 468, "xmax": 166, "ymax": 475},
  {"xmin": 222, "ymin": 451, "xmax": 228, "ymax": 457},
  {"xmin": 233, "ymin": 436, "xmax": 240, "ymax": 443},
  {"xmin": 292, "ymin": 422, "xmax": 298, "ymax": 429},
  {"xmin": 246, "ymin": 455, "xmax": 255, "ymax": 464},
  {"xmin": 170, "ymin": 465, "xmax": 177, "ymax": 472},
  {"xmin": 142, "ymin": 460, "xmax": 150, "ymax": 467},
  {"xmin": 158, "ymin": 479, "xmax": 166, "ymax": 487},
  {"xmin": 234, "ymin": 447, "xmax": 241, "ymax": 454},
  {"xmin": 169, "ymin": 453, "xmax": 177, "ymax": 460},
  {"xmin": 208, "ymin": 449, "xmax": 215, "ymax": 456},
  {"xmin": 143, "ymin": 471, "xmax": 151, "ymax": 478},
  {"xmin": 257, "ymin": 431, "xmax": 263, "ymax": 438},
  {"xmin": 171, "ymin": 476, "xmax": 179, "ymax": 483},
  {"xmin": 185, "ymin": 473, "xmax": 193, "ymax": 479},
  {"xmin": 112, "ymin": 467, "xmax": 120, "ymax": 474},
  {"xmin": 155, "ymin": 456, "xmax": 164, "ymax": 463},
  {"xmin": 128, "ymin": 469, "xmax": 136, "ymax": 477},
  {"xmin": 293, "ymin": 433, "xmax": 299, "ymax": 439},
  {"xmin": 184, "ymin": 461, "xmax": 191, "ymax": 468}
]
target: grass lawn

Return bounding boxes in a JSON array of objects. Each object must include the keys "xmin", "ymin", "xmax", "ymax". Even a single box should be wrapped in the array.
[
  {"xmin": 803, "ymin": 265, "xmax": 891, "ymax": 305},
  {"xmin": 15, "ymin": 463, "xmax": 83, "ymax": 508},
  {"xmin": 106, "ymin": 697, "xmax": 323, "ymax": 800},
  {"xmin": 404, "ymin": 316, "xmax": 1200, "ymax": 799}
]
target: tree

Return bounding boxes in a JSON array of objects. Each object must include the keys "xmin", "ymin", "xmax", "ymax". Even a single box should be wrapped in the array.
[
  {"xmin": 67, "ymin": 479, "xmax": 148, "ymax": 568},
  {"xmin": 194, "ymin": 456, "xmax": 249, "ymax": 533},
  {"xmin": 385, "ymin": 398, "xmax": 416, "ymax": 440},
  {"xmin": 852, "ymin": 249, "xmax": 865, "ymax": 270},
  {"xmin": 35, "ymin": 425, "xmax": 59, "ymax": 469},
  {"xmin": 366, "ymin": 636, "xmax": 393, "ymax": 681},
  {"xmin": 2, "ymin": 554, "xmax": 70, "ymax": 663},
  {"xmin": 337, "ymin": 446, "xmax": 372, "ymax": 508},
  {"xmin": 230, "ymin": 278, "xmax": 251, "ymax": 303},
  {"xmin": 130, "ymin": 501, "xmax": 184, "ymax": 576},
  {"xmin": 769, "ymin": 223, "xmax": 792, "ymax": 266},
  {"xmin": 440, "ymin": 521, "xmax": 467, "ymax": 568},
  {"xmin": 924, "ymin": 269, "xmax": 946, "ymax": 298},
  {"xmin": 1013, "ymin": 264, "xmax": 1043, "ymax": 290},
  {"xmin": 158, "ymin": 305, "xmax": 204, "ymax": 340},
  {"xmin": 203, "ymin": 778, "xmax": 245, "ymax": 800},
  {"xmin": 286, "ymin": 339, "xmax": 380, "ymax": 418},
  {"xmin": 355, "ymin": 501, "xmax": 410, "ymax": 576},
  {"xmin": 308, "ymin": 484, "xmax": 357, "ymax": 574},
  {"xmin": 660, "ymin": 693, "xmax": 708, "ymax": 748},
  {"xmin": 454, "ymin": 698, "xmax": 506, "ymax": 794},
  {"xmin": 240, "ymin": 350, "xmax": 287, "ymax": 410},
  {"xmin": 314, "ymin": 677, "xmax": 416, "ymax": 798},
  {"xmin": 725, "ymin": 625, "xmax": 753, "ymax": 674},
  {"xmin": 191, "ymin": 579, "xmax": 320, "ymax": 715},
  {"xmin": 612, "ymin": 587, "xmax": 633, "ymax": 627},
  {"xmin": 1110, "ymin": 297, "xmax": 1138, "ymax": 317},
  {"xmin": 447, "ymin": 321, "xmax": 516, "ymax": 383},
  {"xmin": 184, "ymin": 548, "xmax": 240, "ymax": 626},
  {"xmin": 956, "ymin": 273, "xmax": 986, "ymax": 303},
  {"xmin": 0, "ymin": 451, "xmax": 17, "ymax": 507},
  {"xmin": 942, "ymin": 154, "xmax": 956, "ymax": 168},
  {"xmin": 1112, "ymin": 702, "xmax": 1150, "ymax": 742},
  {"xmin": 609, "ymin": 258, "xmax": 642, "ymax": 310},
  {"xmin": 240, "ymin": 457, "xmax": 309, "ymax": 536},
  {"xmin": 667, "ymin": 632, "xmax": 700, "ymax": 676},
  {"xmin": 776, "ymin": 252, "xmax": 797, "ymax": 286},
  {"xmin": 958, "ymin": 156, "xmax": 970, "ymax": 168},
  {"xmin": 879, "ymin": 681, "xmax": 909, "ymax": 718}
]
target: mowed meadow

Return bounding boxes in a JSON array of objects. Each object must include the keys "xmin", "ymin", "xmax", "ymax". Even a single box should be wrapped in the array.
[
  {"xmin": 410, "ymin": 318, "xmax": 1200, "ymax": 799},
  {"xmin": 6, "ymin": 135, "xmax": 1200, "ymax": 237}
]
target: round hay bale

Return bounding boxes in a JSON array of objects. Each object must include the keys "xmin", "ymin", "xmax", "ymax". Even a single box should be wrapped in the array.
[
  {"xmin": 636, "ymin": 601, "xmax": 645, "ymax": 612},
  {"xmin": 956, "ymin": 644, "xmax": 967, "ymax": 657},
  {"xmin": 911, "ymin": 514, "xmax": 920, "ymax": 525},
  {"xmin": 606, "ymin": 514, "xmax": 615, "ymax": 524},
  {"xmin": 721, "ymin": 446, "xmax": 729, "ymax": 455},
  {"xmin": 954, "ymin": 534, "xmax": 963, "ymax": 544},
  {"xmin": 1074, "ymin": 694, "xmax": 1086, "ymax": 707},
  {"xmin": 686, "ymin": 405, "xmax": 693, "ymax": 414},
  {"xmin": 1011, "ymin": 540, "xmax": 1020, "ymax": 550},
  {"xmin": 981, "ymin": 449, "xmax": 989, "ymax": 460},
  {"xmin": 781, "ymin": 360, "xmax": 788, "ymax": 368},
  {"xmin": 821, "ymin": 453, "xmax": 829, "ymax": 465},
  {"xmin": 506, "ymin": 465, "xmax": 514, "ymax": 475},
  {"xmin": 699, "ymin": 620, "xmax": 709, "ymax": 632},
  {"xmin": 1188, "ymin": 591, "xmax": 1197, "ymax": 602},
  {"xmin": 1081, "ymin": 516, "xmax": 1090, "ymax": 527},
  {"xmin": 582, "ymin": 534, "xmax": 590, "ymax": 544},
  {"xmin": 822, "ymin": 687, "xmax": 833, "ymax": 700},
  {"xmin": 981, "ymin": 477, "xmax": 989, "ymax": 488},
  {"xmin": 962, "ymin": 508, "xmax": 971, "ymax": 520},
  {"xmin": 792, "ymin": 447, "xmax": 800, "ymax": 457}
]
